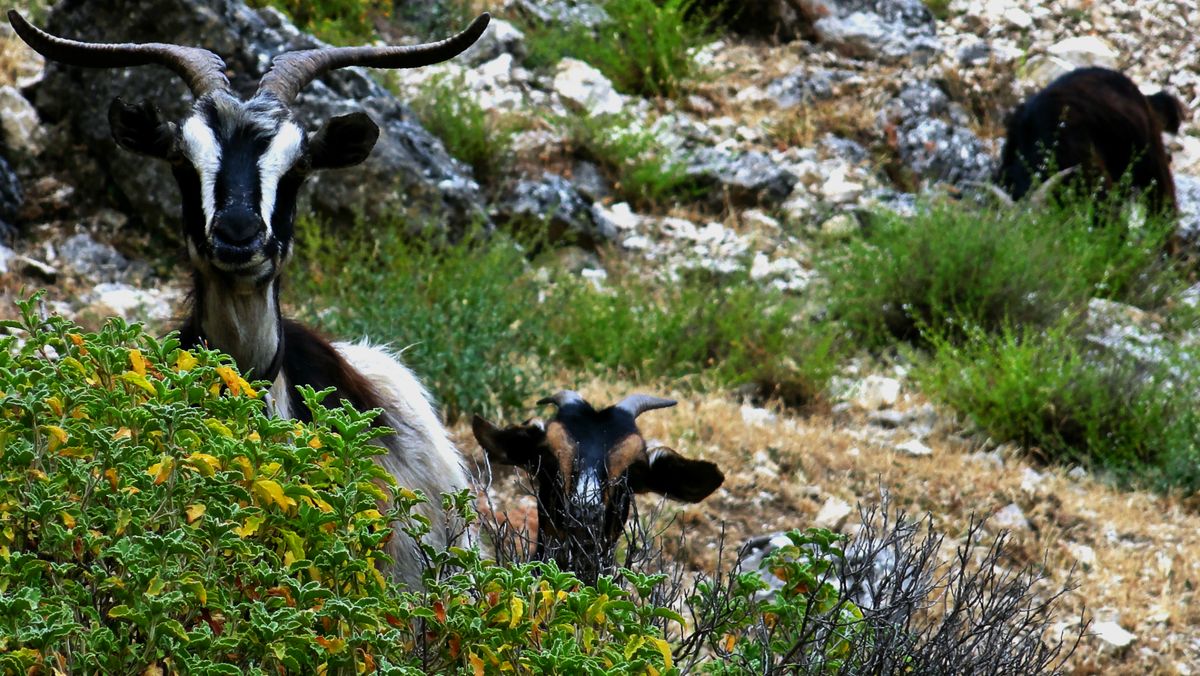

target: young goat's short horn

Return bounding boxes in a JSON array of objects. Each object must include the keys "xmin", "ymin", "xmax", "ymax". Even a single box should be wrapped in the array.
[
  {"xmin": 537, "ymin": 390, "xmax": 585, "ymax": 408},
  {"xmin": 615, "ymin": 394, "xmax": 676, "ymax": 418}
]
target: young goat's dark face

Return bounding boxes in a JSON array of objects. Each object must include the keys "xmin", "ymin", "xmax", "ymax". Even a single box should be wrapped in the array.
[
  {"xmin": 473, "ymin": 392, "xmax": 724, "ymax": 577},
  {"xmin": 111, "ymin": 92, "xmax": 378, "ymax": 288}
]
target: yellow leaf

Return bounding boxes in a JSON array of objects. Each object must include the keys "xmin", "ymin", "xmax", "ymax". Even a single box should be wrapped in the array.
[
  {"xmin": 185, "ymin": 504, "xmax": 206, "ymax": 524},
  {"xmin": 67, "ymin": 333, "xmax": 84, "ymax": 347},
  {"xmin": 129, "ymin": 349, "xmax": 146, "ymax": 376},
  {"xmin": 44, "ymin": 425, "xmax": 68, "ymax": 452},
  {"xmin": 234, "ymin": 515, "xmax": 264, "ymax": 538},
  {"xmin": 143, "ymin": 664, "xmax": 163, "ymax": 676},
  {"xmin": 104, "ymin": 468, "xmax": 118, "ymax": 491},
  {"xmin": 315, "ymin": 636, "xmax": 346, "ymax": 654},
  {"xmin": 248, "ymin": 431, "xmax": 261, "ymax": 442},
  {"xmin": 216, "ymin": 366, "xmax": 258, "ymax": 398},
  {"xmin": 145, "ymin": 575, "xmax": 165, "ymax": 597},
  {"xmin": 147, "ymin": 456, "xmax": 175, "ymax": 485},
  {"xmin": 60, "ymin": 511, "xmax": 75, "ymax": 528},
  {"xmin": 186, "ymin": 453, "xmax": 222, "ymax": 477},
  {"xmin": 232, "ymin": 456, "xmax": 254, "ymax": 480},
  {"xmin": 468, "ymin": 652, "xmax": 485, "ymax": 676},
  {"xmin": 111, "ymin": 427, "xmax": 132, "ymax": 441},
  {"xmin": 308, "ymin": 435, "xmax": 323, "ymax": 449},
  {"xmin": 175, "ymin": 350, "xmax": 198, "ymax": 372},
  {"xmin": 722, "ymin": 633, "xmax": 736, "ymax": 653},
  {"xmin": 651, "ymin": 637, "xmax": 673, "ymax": 670},
  {"xmin": 204, "ymin": 418, "xmax": 233, "ymax": 438},
  {"xmin": 46, "ymin": 396, "xmax": 64, "ymax": 417},
  {"xmin": 120, "ymin": 371, "xmax": 157, "ymax": 397},
  {"xmin": 253, "ymin": 479, "xmax": 296, "ymax": 511},
  {"xmin": 509, "ymin": 597, "xmax": 524, "ymax": 629}
]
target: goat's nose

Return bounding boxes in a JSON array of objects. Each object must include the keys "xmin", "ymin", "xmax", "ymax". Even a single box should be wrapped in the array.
[{"xmin": 212, "ymin": 208, "xmax": 263, "ymax": 249}]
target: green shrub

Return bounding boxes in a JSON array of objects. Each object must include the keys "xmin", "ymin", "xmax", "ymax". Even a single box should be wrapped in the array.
[
  {"xmin": 523, "ymin": 0, "xmax": 712, "ymax": 99},
  {"xmin": 291, "ymin": 226, "xmax": 839, "ymax": 418},
  {"xmin": 409, "ymin": 74, "xmax": 519, "ymax": 188},
  {"xmin": 820, "ymin": 195, "xmax": 1183, "ymax": 347},
  {"xmin": 914, "ymin": 317, "xmax": 1200, "ymax": 490},
  {"xmin": 248, "ymin": 0, "xmax": 390, "ymax": 44},
  {"xmin": 559, "ymin": 113, "xmax": 700, "ymax": 209}
]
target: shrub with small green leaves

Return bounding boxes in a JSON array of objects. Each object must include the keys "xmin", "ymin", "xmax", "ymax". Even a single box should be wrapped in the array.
[
  {"xmin": 915, "ymin": 317, "xmax": 1200, "ymax": 491},
  {"xmin": 409, "ymin": 73, "xmax": 519, "ymax": 188},
  {"xmin": 820, "ymin": 195, "xmax": 1184, "ymax": 347},
  {"xmin": 247, "ymin": 0, "xmax": 390, "ymax": 44},
  {"xmin": 523, "ymin": 0, "xmax": 712, "ymax": 99}
]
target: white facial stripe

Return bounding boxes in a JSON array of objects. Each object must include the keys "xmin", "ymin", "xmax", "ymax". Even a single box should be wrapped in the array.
[
  {"xmin": 575, "ymin": 469, "xmax": 602, "ymax": 504},
  {"xmin": 257, "ymin": 122, "xmax": 305, "ymax": 236},
  {"xmin": 181, "ymin": 116, "xmax": 222, "ymax": 232}
]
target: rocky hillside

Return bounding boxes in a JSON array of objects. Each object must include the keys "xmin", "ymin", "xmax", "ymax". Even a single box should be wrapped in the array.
[{"xmin": 2, "ymin": 0, "xmax": 1200, "ymax": 673}]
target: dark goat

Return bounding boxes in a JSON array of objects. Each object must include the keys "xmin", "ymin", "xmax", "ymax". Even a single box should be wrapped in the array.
[
  {"xmin": 997, "ymin": 67, "xmax": 1185, "ymax": 213},
  {"xmin": 474, "ymin": 391, "xmax": 724, "ymax": 582}
]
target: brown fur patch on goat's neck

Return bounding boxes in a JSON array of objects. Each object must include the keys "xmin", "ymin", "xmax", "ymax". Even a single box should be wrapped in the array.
[{"xmin": 545, "ymin": 421, "xmax": 577, "ymax": 487}]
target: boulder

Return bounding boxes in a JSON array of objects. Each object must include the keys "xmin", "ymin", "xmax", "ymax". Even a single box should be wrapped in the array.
[
  {"xmin": 553, "ymin": 58, "xmax": 624, "ymax": 116},
  {"xmin": 0, "ymin": 153, "xmax": 21, "ymax": 242},
  {"xmin": 505, "ymin": 0, "xmax": 609, "ymax": 29},
  {"xmin": 0, "ymin": 85, "xmax": 45, "ymax": 156},
  {"xmin": 806, "ymin": 0, "xmax": 941, "ymax": 61},
  {"xmin": 34, "ymin": 0, "xmax": 486, "ymax": 240},
  {"xmin": 460, "ymin": 17, "xmax": 526, "ymax": 66},
  {"xmin": 684, "ymin": 148, "xmax": 798, "ymax": 209},
  {"xmin": 885, "ymin": 81, "xmax": 994, "ymax": 188},
  {"xmin": 494, "ymin": 173, "xmax": 616, "ymax": 249},
  {"xmin": 58, "ymin": 233, "xmax": 134, "ymax": 284}
]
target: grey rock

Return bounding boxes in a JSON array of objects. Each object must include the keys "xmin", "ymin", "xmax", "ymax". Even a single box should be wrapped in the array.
[
  {"xmin": 460, "ymin": 17, "xmax": 526, "ymax": 65},
  {"xmin": 821, "ymin": 134, "xmax": 869, "ymax": 164},
  {"xmin": 58, "ymin": 233, "xmax": 131, "ymax": 283},
  {"xmin": 1173, "ymin": 174, "xmax": 1200, "ymax": 258},
  {"xmin": 806, "ymin": 0, "xmax": 941, "ymax": 61},
  {"xmin": 506, "ymin": 0, "xmax": 609, "ymax": 29},
  {"xmin": 885, "ymin": 82, "xmax": 994, "ymax": 187},
  {"xmin": 571, "ymin": 160, "xmax": 611, "ymax": 201},
  {"xmin": 35, "ymin": 0, "xmax": 486, "ymax": 239},
  {"xmin": 18, "ymin": 255, "xmax": 57, "ymax": 282},
  {"xmin": 0, "ymin": 86, "xmax": 45, "ymax": 156},
  {"xmin": 767, "ymin": 67, "xmax": 850, "ymax": 108},
  {"xmin": 0, "ymin": 153, "xmax": 21, "ymax": 241},
  {"xmin": 495, "ymin": 173, "xmax": 616, "ymax": 248},
  {"xmin": 685, "ymin": 148, "xmax": 798, "ymax": 209}
]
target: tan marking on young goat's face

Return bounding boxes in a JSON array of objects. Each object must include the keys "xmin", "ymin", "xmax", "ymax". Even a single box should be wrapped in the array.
[
  {"xmin": 545, "ymin": 421, "xmax": 576, "ymax": 488},
  {"xmin": 605, "ymin": 434, "xmax": 647, "ymax": 495}
]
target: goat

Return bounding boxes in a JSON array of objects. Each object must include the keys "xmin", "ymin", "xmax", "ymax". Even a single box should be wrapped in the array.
[
  {"xmin": 473, "ymin": 391, "xmax": 725, "ymax": 583},
  {"xmin": 8, "ymin": 9, "xmax": 490, "ymax": 588},
  {"xmin": 996, "ymin": 67, "xmax": 1186, "ymax": 213}
]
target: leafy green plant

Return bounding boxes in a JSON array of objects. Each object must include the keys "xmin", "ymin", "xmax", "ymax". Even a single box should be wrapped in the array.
[
  {"xmin": 820, "ymin": 194, "xmax": 1184, "ymax": 347},
  {"xmin": 523, "ymin": 0, "xmax": 712, "ymax": 99},
  {"xmin": 409, "ymin": 73, "xmax": 520, "ymax": 188},
  {"xmin": 559, "ymin": 113, "xmax": 700, "ymax": 209},
  {"xmin": 914, "ymin": 316, "xmax": 1200, "ymax": 491},
  {"xmin": 247, "ymin": 0, "xmax": 390, "ymax": 44}
]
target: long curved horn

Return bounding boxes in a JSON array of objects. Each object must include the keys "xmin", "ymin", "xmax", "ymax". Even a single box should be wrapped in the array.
[
  {"xmin": 615, "ymin": 394, "xmax": 677, "ymax": 418},
  {"xmin": 537, "ymin": 390, "xmax": 585, "ymax": 408},
  {"xmin": 257, "ymin": 13, "xmax": 490, "ymax": 105},
  {"xmin": 965, "ymin": 181, "xmax": 1016, "ymax": 207},
  {"xmin": 1028, "ymin": 165, "xmax": 1078, "ymax": 206},
  {"xmin": 7, "ymin": 10, "xmax": 229, "ymax": 97}
]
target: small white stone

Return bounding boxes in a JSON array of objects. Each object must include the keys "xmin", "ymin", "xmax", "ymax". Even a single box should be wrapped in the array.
[
  {"xmin": 814, "ymin": 496, "xmax": 854, "ymax": 530},
  {"xmin": 895, "ymin": 439, "xmax": 933, "ymax": 457},
  {"xmin": 553, "ymin": 58, "xmax": 624, "ymax": 116},
  {"xmin": 580, "ymin": 267, "xmax": 607, "ymax": 290},
  {"xmin": 1092, "ymin": 620, "xmax": 1136, "ymax": 649},
  {"xmin": 1067, "ymin": 542, "xmax": 1097, "ymax": 567},
  {"xmin": 1046, "ymin": 36, "xmax": 1118, "ymax": 69},
  {"xmin": 741, "ymin": 405, "xmax": 777, "ymax": 427},
  {"xmin": 852, "ymin": 375, "xmax": 901, "ymax": 410},
  {"xmin": 0, "ymin": 85, "xmax": 44, "ymax": 155},
  {"xmin": 600, "ymin": 202, "xmax": 641, "ymax": 231},
  {"xmin": 820, "ymin": 213, "xmax": 859, "ymax": 237},
  {"xmin": 1002, "ymin": 7, "xmax": 1033, "ymax": 29},
  {"xmin": 820, "ymin": 167, "xmax": 864, "ymax": 204},
  {"xmin": 991, "ymin": 503, "xmax": 1029, "ymax": 530},
  {"xmin": 741, "ymin": 209, "xmax": 780, "ymax": 230}
]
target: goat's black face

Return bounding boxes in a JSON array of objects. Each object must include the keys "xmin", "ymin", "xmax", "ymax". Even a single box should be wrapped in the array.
[
  {"xmin": 473, "ymin": 394, "xmax": 724, "ymax": 576},
  {"xmin": 109, "ymin": 91, "xmax": 379, "ymax": 287}
]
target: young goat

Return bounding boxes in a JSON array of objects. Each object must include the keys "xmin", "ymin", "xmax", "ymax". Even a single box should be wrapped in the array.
[
  {"xmin": 997, "ymin": 67, "xmax": 1186, "ymax": 213},
  {"xmin": 473, "ymin": 391, "xmax": 725, "ymax": 583},
  {"xmin": 9, "ymin": 10, "xmax": 491, "ymax": 587}
]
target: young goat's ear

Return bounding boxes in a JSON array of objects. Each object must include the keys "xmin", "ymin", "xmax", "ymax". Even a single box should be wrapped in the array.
[
  {"xmin": 472, "ymin": 414, "xmax": 546, "ymax": 468},
  {"xmin": 109, "ymin": 98, "xmax": 177, "ymax": 159},
  {"xmin": 1147, "ymin": 92, "xmax": 1186, "ymax": 135},
  {"xmin": 309, "ymin": 112, "xmax": 380, "ymax": 169},
  {"xmin": 629, "ymin": 447, "xmax": 724, "ymax": 502}
]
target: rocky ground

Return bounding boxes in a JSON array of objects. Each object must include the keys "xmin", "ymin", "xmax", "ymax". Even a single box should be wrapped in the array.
[{"xmin": 2, "ymin": 0, "xmax": 1200, "ymax": 672}]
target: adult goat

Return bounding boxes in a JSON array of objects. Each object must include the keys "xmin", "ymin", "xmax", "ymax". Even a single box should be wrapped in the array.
[
  {"xmin": 996, "ymin": 67, "xmax": 1186, "ymax": 213},
  {"xmin": 8, "ymin": 9, "xmax": 490, "ymax": 588}
]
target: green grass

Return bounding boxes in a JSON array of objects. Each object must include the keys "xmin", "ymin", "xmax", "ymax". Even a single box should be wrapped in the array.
[
  {"xmin": 522, "ymin": 0, "xmax": 712, "ymax": 99},
  {"xmin": 915, "ymin": 317, "xmax": 1200, "ymax": 492},
  {"xmin": 247, "ymin": 0, "xmax": 390, "ymax": 44},
  {"xmin": 559, "ymin": 113, "xmax": 700, "ymax": 209},
  {"xmin": 409, "ymin": 74, "xmax": 519, "ymax": 188},
  {"xmin": 289, "ymin": 220, "xmax": 839, "ymax": 420},
  {"xmin": 819, "ymin": 194, "xmax": 1185, "ymax": 347}
]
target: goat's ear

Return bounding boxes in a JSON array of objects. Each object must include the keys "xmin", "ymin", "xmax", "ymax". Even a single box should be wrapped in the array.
[
  {"xmin": 1147, "ymin": 92, "xmax": 1186, "ymax": 135},
  {"xmin": 472, "ymin": 414, "xmax": 546, "ymax": 468},
  {"xmin": 109, "ymin": 98, "xmax": 177, "ymax": 159},
  {"xmin": 629, "ymin": 447, "xmax": 723, "ymax": 502},
  {"xmin": 309, "ymin": 112, "xmax": 379, "ymax": 169}
]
